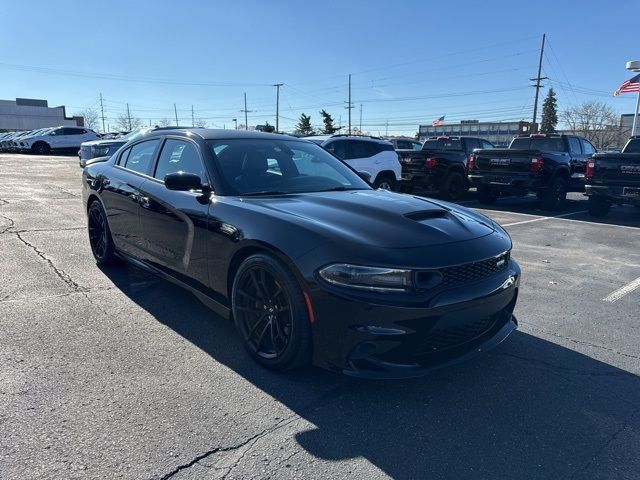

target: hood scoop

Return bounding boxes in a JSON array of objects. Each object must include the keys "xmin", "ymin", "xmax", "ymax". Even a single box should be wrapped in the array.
[{"xmin": 405, "ymin": 209, "xmax": 449, "ymax": 222}]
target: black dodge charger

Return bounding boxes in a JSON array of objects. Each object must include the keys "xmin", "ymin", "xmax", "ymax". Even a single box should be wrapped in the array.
[{"xmin": 82, "ymin": 129, "xmax": 520, "ymax": 379}]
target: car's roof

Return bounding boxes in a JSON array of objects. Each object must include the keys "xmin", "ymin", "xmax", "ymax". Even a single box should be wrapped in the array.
[{"xmin": 143, "ymin": 128, "xmax": 306, "ymax": 142}]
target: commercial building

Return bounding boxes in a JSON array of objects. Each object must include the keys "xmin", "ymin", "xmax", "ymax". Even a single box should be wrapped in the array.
[
  {"xmin": 418, "ymin": 120, "xmax": 535, "ymax": 146},
  {"xmin": 0, "ymin": 98, "xmax": 82, "ymax": 132}
]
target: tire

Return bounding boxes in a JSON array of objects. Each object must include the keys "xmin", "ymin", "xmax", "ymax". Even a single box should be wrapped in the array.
[
  {"xmin": 373, "ymin": 174, "xmax": 396, "ymax": 191},
  {"xmin": 588, "ymin": 196, "xmax": 611, "ymax": 217},
  {"xmin": 232, "ymin": 253, "xmax": 312, "ymax": 371},
  {"xmin": 477, "ymin": 185, "xmax": 499, "ymax": 205},
  {"xmin": 439, "ymin": 170, "xmax": 467, "ymax": 201},
  {"xmin": 87, "ymin": 200, "xmax": 116, "ymax": 265},
  {"xmin": 32, "ymin": 142, "xmax": 50, "ymax": 155},
  {"xmin": 540, "ymin": 176, "xmax": 568, "ymax": 211}
]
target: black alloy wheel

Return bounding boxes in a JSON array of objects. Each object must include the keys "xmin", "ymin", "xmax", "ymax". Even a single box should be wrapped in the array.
[
  {"xmin": 88, "ymin": 201, "xmax": 116, "ymax": 265},
  {"xmin": 587, "ymin": 196, "xmax": 611, "ymax": 217},
  {"xmin": 232, "ymin": 254, "xmax": 311, "ymax": 370},
  {"xmin": 477, "ymin": 185, "xmax": 499, "ymax": 205},
  {"xmin": 32, "ymin": 142, "xmax": 50, "ymax": 155},
  {"xmin": 540, "ymin": 176, "xmax": 568, "ymax": 211},
  {"xmin": 440, "ymin": 171, "xmax": 466, "ymax": 201}
]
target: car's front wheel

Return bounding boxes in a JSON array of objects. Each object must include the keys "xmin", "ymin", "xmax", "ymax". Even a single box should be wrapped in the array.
[
  {"xmin": 88, "ymin": 200, "xmax": 116, "ymax": 265},
  {"xmin": 374, "ymin": 174, "xmax": 396, "ymax": 191},
  {"xmin": 440, "ymin": 170, "xmax": 467, "ymax": 201},
  {"xmin": 540, "ymin": 176, "xmax": 568, "ymax": 211},
  {"xmin": 32, "ymin": 142, "xmax": 50, "ymax": 155},
  {"xmin": 232, "ymin": 253, "xmax": 312, "ymax": 370},
  {"xmin": 477, "ymin": 185, "xmax": 499, "ymax": 204}
]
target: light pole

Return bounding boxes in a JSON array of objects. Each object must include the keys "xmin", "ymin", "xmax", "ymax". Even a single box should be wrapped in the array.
[{"xmin": 626, "ymin": 61, "xmax": 640, "ymax": 136}]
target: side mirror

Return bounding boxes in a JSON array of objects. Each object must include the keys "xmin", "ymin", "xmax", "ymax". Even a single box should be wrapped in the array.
[
  {"xmin": 357, "ymin": 171, "xmax": 372, "ymax": 183},
  {"xmin": 164, "ymin": 172, "xmax": 204, "ymax": 191}
]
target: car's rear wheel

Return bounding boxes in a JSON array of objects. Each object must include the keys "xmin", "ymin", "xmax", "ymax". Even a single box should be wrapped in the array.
[
  {"xmin": 232, "ymin": 253, "xmax": 312, "ymax": 370},
  {"xmin": 588, "ymin": 196, "xmax": 611, "ymax": 217},
  {"xmin": 32, "ymin": 142, "xmax": 50, "ymax": 155},
  {"xmin": 374, "ymin": 174, "xmax": 396, "ymax": 191},
  {"xmin": 540, "ymin": 176, "xmax": 568, "ymax": 211},
  {"xmin": 477, "ymin": 185, "xmax": 499, "ymax": 204},
  {"xmin": 440, "ymin": 170, "xmax": 467, "ymax": 201},
  {"xmin": 88, "ymin": 200, "xmax": 116, "ymax": 265}
]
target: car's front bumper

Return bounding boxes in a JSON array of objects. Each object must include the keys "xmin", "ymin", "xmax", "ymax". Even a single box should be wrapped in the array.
[{"xmin": 308, "ymin": 260, "xmax": 520, "ymax": 379}]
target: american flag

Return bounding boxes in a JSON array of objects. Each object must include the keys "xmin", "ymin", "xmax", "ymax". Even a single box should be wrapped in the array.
[
  {"xmin": 432, "ymin": 115, "xmax": 445, "ymax": 126},
  {"xmin": 614, "ymin": 74, "xmax": 640, "ymax": 96}
]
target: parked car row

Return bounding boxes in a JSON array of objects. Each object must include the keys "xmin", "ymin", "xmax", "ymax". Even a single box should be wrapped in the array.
[{"xmin": 0, "ymin": 126, "xmax": 99, "ymax": 154}]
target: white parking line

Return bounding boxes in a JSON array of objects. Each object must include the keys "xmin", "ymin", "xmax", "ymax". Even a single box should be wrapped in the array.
[
  {"xmin": 603, "ymin": 277, "xmax": 640, "ymax": 303},
  {"xmin": 501, "ymin": 210, "xmax": 588, "ymax": 227}
]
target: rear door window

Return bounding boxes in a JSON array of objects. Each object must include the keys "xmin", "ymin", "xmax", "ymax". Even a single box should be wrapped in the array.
[{"xmin": 124, "ymin": 139, "xmax": 160, "ymax": 175}]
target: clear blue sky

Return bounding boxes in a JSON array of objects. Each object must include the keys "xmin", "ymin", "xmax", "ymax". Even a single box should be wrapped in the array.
[{"xmin": 1, "ymin": 0, "xmax": 639, "ymax": 134}]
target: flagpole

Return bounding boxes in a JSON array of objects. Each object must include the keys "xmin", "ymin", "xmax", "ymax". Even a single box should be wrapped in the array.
[{"xmin": 633, "ymin": 88, "xmax": 640, "ymax": 137}]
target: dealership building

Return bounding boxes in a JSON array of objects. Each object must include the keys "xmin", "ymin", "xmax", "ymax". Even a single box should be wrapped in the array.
[
  {"xmin": 418, "ymin": 120, "xmax": 535, "ymax": 146},
  {"xmin": 0, "ymin": 98, "xmax": 82, "ymax": 132}
]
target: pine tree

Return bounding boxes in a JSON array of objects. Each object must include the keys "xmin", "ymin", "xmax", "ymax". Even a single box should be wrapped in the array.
[
  {"xmin": 295, "ymin": 113, "xmax": 314, "ymax": 135},
  {"xmin": 540, "ymin": 88, "xmax": 558, "ymax": 133},
  {"xmin": 320, "ymin": 109, "xmax": 338, "ymax": 134}
]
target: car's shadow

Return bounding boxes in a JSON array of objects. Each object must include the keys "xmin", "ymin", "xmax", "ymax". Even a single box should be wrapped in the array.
[{"xmin": 101, "ymin": 263, "xmax": 640, "ymax": 479}]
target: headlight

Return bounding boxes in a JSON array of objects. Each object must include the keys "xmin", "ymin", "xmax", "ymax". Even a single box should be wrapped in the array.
[
  {"xmin": 92, "ymin": 146, "xmax": 110, "ymax": 156},
  {"xmin": 318, "ymin": 264, "xmax": 413, "ymax": 292}
]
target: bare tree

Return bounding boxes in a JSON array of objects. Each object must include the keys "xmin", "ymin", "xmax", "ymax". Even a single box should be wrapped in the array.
[
  {"xmin": 75, "ymin": 107, "xmax": 100, "ymax": 131},
  {"xmin": 194, "ymin": 118, "xmax": 208, "ymax": 128},
  {"xmin": 562, "ymin": 101, "xmax": 621, "ymax": 149},
  {"xmin": 157, "ymin": 118, "xmax": 171, "ymax": 127},
  {"xmin": 114, "ymin": 112, "xmax": 143, "ymax": 132}
]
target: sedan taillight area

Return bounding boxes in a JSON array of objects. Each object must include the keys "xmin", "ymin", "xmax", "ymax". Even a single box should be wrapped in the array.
[
  {"xmin": 530, "ymin": 156, "xmax": 544, "ymax": 173},
  {"xmin": 585, "ymin": 158, "xmax": 595, "ymax": 178}
]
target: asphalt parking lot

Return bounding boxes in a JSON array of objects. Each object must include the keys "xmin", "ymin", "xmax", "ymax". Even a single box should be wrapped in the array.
[{"xmin": 1, "ymin": 154, "xmax": 639, "ymax": 480}]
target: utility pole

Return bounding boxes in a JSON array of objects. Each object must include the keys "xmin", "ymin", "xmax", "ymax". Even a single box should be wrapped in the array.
[
  {"xmin": 191, "ymin": 105, "xmax": 195, "ymax": 127},
  {"xmin": 99, "ymin": 93, "xmax": 105, "ymax": 133},
  {"xmin": 241, "ymin": 93, "xmax": 252, "ymax": 130},
  {"xmin": 531, "ymin": 33, "xmax": 548, "ymax": 132},
  {"xmin": 345, "ymin": 74, "xmax": 354, "ymax": 135},
  {"xmin": 174, "ymin": 104, "xmax": 179, "ymax": 126},
  {"xmin": 232, "ymin": 118, "xmax": 237, "ymax": 130},
  {"xmin": 126, "ymin": 103, "xmax": 132, "ymax": 131},
  {"xmin": 359, "ymin": 104, "xmax": 362, "ymax": 132},
  {"xmin": 385, "ymin": 120, "xmax": 388, "ymax": 137},
  {"xmin": 273, "ymin": 83, "xmax": 283, "ymax": 132}
]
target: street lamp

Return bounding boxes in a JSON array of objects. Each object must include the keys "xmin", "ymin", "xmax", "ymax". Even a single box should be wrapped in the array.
[
  {"xmin": 626, "ymin": 61, "xmax": 640, "ymax": 136},
  {"xmin": 232, "ymin": 118, "xmax": 238, "ymax": 130}
]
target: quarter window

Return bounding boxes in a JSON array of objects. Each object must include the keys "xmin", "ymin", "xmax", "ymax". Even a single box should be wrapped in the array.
[
  {"xmin": 123, "ymin": 139, "xmax": 160, "ymax": 175},
  {"xmin": 568, "ymin": 137, "xmax": 582, "ymax": 155},
  {"xmin": 580, "ymin": 139, "xmax": 596, "ymax": 155},
  {"xmin": 154, "ymin": 139, "xmax": 205, "ymax": 181}
]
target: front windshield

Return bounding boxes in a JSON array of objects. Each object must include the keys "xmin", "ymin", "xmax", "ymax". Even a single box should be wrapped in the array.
[{"xmin": 207, "ymin": 138, "xmax": 371, "ymax": 195}]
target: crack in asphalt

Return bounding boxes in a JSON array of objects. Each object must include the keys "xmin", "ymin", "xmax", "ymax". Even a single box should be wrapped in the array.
[
  {"xmin": 14, "ymin": 231, "xmax": 86, "ymax": 292},
  {"xmin": 13, "ymin": 226, "xmax": 85, "ymax": 234},
  {"xmin": 567, "ymin": 406, "xmax": 640, "ymax": 480},
  {"xmin": 157, "ymin": 414, "xmax": 299, "ymax": 480},
  {"xmin": 157, "ymin": 382, "xmax": 353, "ymax": 479},
  {"xmin": 0, "ymin": 213, "xmax": 15, "ymax": 234},
  {"xmin": 520, "ymin": 321, "xmax": 640, "ymax": 360}
]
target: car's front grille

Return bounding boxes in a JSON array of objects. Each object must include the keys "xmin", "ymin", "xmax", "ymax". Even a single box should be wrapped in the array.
[
  {"xmin": 440, "ymin": 251, "xmax": 510, "ymax": 287},
  {"xmin": 414, "ymin": 316, "xmax": 496, "ymax": 355}
]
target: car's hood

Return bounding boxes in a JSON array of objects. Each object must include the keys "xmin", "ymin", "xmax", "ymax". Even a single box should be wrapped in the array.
[
  {"xmin": 81, "ymin": 139, "xmax": 126, "ymax": 147},
  {"xmin": 242, "ymin": 190, "xmax": 496, "ymax": 248}
]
